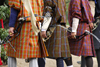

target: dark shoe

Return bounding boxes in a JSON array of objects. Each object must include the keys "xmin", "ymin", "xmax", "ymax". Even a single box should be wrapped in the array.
[{"xmin": 25, "ymin": 58, "xmax": 30, "ymax": 63}]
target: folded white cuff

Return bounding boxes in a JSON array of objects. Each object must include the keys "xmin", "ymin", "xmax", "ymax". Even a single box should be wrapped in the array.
[
  {"xmin": 72, "ymin": 18, "xmax": 79, "ymax": 32},
  {"xmin": 41, "ymin": 17, "xmax": 52, "ymax": 31}
]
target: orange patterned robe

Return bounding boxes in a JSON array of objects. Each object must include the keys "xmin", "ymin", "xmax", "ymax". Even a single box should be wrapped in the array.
[{"xmin": 7, "ymin": 0, "xmax": 48, "ymax": 59}]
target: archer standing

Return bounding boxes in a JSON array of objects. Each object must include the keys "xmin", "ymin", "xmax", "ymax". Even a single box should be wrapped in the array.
[
  {"xmin": 7, "ymin": 0, "xmax": 48, "ymax": 67},
  {"xmin": 38, "ymin": 0, "xmax": 73, "ymax": 67},
  {"xmin": 80, "ymin": 0, "xmax": 100, "ymax": 67},
  {"xmin": 68, "ymin": 0, "xmax": 96, "ymax": 67}
]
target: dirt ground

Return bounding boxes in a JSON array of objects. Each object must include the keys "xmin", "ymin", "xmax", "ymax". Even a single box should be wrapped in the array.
[{"xmin": 0, "ymin": 55, "xmax": 97, "ymax": 67}]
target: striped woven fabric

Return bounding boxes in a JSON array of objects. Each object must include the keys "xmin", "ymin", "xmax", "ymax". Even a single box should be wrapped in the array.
[
  {"xmin": 44, "ymin": 0, "xmax": 71, "ymax": 58},
  {"xmin": 45, "ymin": 26, "xmax": 71, "ymax": 58},
  {"xmin": 68, "ymin": 0, "xmax": 96, "ymax": 56},
  {"xmin": 44, "ymin": 0, "xmax": 67, "ymax": 24},
  {"xmin": 68, "ymin": 0, "xmax": 94, "ymax": 24},
  {"xmin": 9, "ymin": 0, "xmax": 44, "ymax": 21},
  {"xmin": 9, "ymin": 0, "xmax": 20, "ymax": 9},
  {"xmin": 7, "ymin": 0, "xmax": 48, "ymax": 59}
]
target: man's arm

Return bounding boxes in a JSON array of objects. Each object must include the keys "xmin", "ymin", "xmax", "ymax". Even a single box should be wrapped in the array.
[
  {"xmin": 9, "ymin": 8, "xmax": 19, "ymax": 27},
  {"xmin": 41, "ymin": 6, "xmax": 52, "ymax": 38},
  {"xmin": 9, "ymin": 8, "xmax": 19, "ymax": 36}
]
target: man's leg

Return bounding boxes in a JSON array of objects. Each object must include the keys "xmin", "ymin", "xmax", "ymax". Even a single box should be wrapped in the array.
[
  {"xmin": 95, "ymin": 49, "xmax": 100, "ymax": 67},
  {"xmin": 64, "ymin": 57, "xmax": 73, "ymax": 67},
  {"xmin": 38, "ymin": 58, "xmax": 45, "ymax": 67},
  {"xmin": 29, "ymin": 58, "xmax": 38, "ymax": 67},
  {"xmin": 85, "ymin": 56, "xmax": 93, "ymax": 67},
  {"xmin": 56, "ymin": 58, "xmax": 64, "ymax": 67},
  {"xmin": 81, "ymin": 56, "xmax": 86, "ymax": 67},
  {"xmin": 8, "ymin": 56, "xmax": 17, "ymax": 67}
]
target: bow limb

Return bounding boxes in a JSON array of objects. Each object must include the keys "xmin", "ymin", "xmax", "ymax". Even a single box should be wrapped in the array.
[{"xmin": 85, "ymin": 30, "xmax": 100, "ymax": 43}]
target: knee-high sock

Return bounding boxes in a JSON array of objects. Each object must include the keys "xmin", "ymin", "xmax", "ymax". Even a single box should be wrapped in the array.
[
  {"xmin": 56, "ymin": 58, "xmax": 64, "ymax": 67},
  {"xmin": 64, "ymin": 57, "xmax": 73, "ymax": 66},
  {"xmin": 8, "ymin": 56, "xmax": 17, "ymax": 67},
  {"xmin": 85, "ymin": 56, "xmax": 93, "ymax": 67},
  {"xmin": 96, "ymin": 49, "xmax": 100, "ymax": 67},
  {"xmin": 81, "ymin": 56, "xmax": 86, "ymax": 67},
  {"xmin": 29, "ymin": 58, "xmax": 38, "ymax": 67},
  {"xmin": 38, "ymin": 58, "xmax": 45, "ymax": 67}
]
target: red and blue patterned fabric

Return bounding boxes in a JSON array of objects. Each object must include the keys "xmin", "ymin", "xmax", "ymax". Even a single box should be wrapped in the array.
[{"xmin": 68, "ymin": 0, "xmax": 96, "ymax": 56}]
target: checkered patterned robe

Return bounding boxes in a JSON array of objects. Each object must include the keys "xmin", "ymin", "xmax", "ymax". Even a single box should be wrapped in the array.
[
  {"xmin": 68, "ymin": 0, "xmax": 96, "ymax": 56},
  {"xmin": 7, "ymin": 0, "xmax": 48, "ymax": 59},
  {"xmin": 44, "ymin": 0, "xmax": 71, "ymax": 58}
]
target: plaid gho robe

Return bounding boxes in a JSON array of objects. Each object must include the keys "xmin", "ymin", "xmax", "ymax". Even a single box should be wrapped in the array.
[
  {"xmin": 68, "ymin": 0, "xmax": 96, "ymax": 56},
  {"xmin": 7, "ymin": 0, "xmax": 48, "ymax": 59},
  {"xmin": 44, "ymin": 0, "xmax": 71, "ymax": 58}
]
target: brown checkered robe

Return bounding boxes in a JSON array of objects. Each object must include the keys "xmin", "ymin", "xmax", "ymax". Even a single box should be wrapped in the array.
[
  {"xmin": 7, "ymin": 0, "xmax": 48, "ymax": 59},
  {"xmin": 44, "ymin": 0, "xmax": 71, "ymax": 58}
]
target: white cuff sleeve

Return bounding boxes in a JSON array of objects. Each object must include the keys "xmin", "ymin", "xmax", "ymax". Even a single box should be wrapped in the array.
[
  {"xmin": 41, "ymin": 17, "xmax": 52, "ymax": 31},
  {"xmin": 72, "ymin": 18, "xmax": 79, "ymax": 32},
  {"xmin": 41, "ymin": 12, "xmax": 52, "ymax": 31}
]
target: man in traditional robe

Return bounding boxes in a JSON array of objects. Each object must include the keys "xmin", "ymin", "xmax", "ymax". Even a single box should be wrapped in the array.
[
  {"xmin": 68, "ymin": 0, "xmax": 96, "ymax": 67},
  {"xmin": 7, "ymin": 0, "xmax": 48, "ymax": 67},
  {"xmin": 38, "ymin": 0, "xmax": 73, "ymax": 67},
  {"xmin": 80, "ymin": 0, "xmax": 100, "ymax": 67}
]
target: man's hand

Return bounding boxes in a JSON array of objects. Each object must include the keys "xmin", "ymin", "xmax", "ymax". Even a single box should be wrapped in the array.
[
  {"xmin": 69, "ymin": 32, "xmax": 76, "ymax": 39},
  {"xmin": 9, "ymin": 27, "xmax": 14, "ymax": 36},
  {"xmin": 41, "ymin": 31, "xmax": 47, "ymax": 38},
  {"xmin": 89, "ymin": 23, "xmax": 94, "ymax": 29}
]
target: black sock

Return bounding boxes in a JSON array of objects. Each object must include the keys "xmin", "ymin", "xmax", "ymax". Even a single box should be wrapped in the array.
[
  {"xmin": 81, "ymin": 56, "xmax": 86, "ymax": 67},
  {"xmin": 56, "ymin": 58, "xmax": 64, "ymax": 67},
  {"xmin": 85, "ymin": 56, "xmax": 93, "ymax": 67},
  {"xmin": 38, "ymin": 58, "xmax": 45, "ymax": 67},
  {"xmin": 64, "ymin": 57, "xmax": 72, "ymax": 66},
  {"xmin": 96, "ymin": 49, "xmax": 100, "ymax": 67}
]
